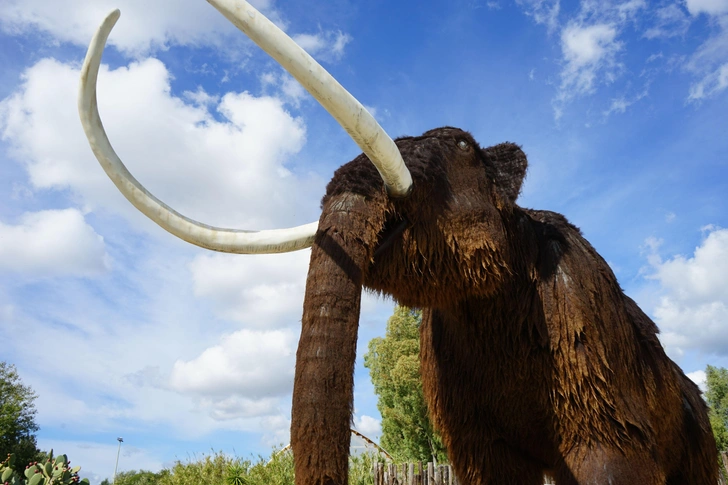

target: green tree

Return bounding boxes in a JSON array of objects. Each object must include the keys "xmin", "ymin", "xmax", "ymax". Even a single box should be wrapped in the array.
[
  {"xmin": 364, "ymin": 306, "xmax": 447, "ymax": 463},
  {"xmin": 113, "ymin": 469, "xmax": 165, "ymax": 485},
  {"xmin": 706, "ymin": 365, "xmax": 728, "ymax": 452},
  {"xmin": 0, "ymin": 362, "xmax": 40, "ymax": 471}
]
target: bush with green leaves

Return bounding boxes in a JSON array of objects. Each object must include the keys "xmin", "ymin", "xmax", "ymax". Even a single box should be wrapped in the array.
[
  {"xmin": 105, "ymin": 448, "xmax": 383, "ymax": 485},
  {"xmin": 1, "ymin": 450, "xmax": 89, "ymax": 485}
]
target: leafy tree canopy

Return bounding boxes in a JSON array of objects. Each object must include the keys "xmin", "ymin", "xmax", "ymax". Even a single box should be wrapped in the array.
[
  {"xmin": 0, "ymin": 362, "xmax": 40, "ymax": 471},
  {"xmin": 706, "ymin": 365, "xmax": 728, "ymax": 452},
  {"xmin": 364, "ymin": 306, "xmax": 447, "ymax": 463}
]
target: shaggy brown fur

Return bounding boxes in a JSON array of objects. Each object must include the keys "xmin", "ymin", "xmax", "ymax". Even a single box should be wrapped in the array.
[{"xmin": 292, "ymin": 127, "xmax": 717, "ymax": 485}]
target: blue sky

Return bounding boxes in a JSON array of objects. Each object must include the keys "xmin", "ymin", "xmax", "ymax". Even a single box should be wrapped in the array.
[{"xmin": 1, "ymin": 0, "xmax": 727, "ymax": 482}]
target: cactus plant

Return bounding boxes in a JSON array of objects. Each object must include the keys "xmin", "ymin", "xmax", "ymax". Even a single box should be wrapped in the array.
[{"xmin": 1, "ymin": 450, "xmax": 89, "ymax": 485}]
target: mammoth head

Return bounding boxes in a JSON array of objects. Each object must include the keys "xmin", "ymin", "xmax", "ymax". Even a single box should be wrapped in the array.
[
  {"xmin": 323, "ymin": 128, "xmax": 529, "ymax": 307},
  {"xmin": 78, "ymin": 3, "xmax": 528, "ymax": 485}
]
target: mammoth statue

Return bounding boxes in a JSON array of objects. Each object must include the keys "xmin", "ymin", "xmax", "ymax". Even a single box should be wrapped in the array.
[{"xmin": 78, "ymin": 2, "xmax": 718, "ymax": 485}]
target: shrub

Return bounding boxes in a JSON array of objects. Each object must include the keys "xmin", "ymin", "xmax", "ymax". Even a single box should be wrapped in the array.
[{"xmin": 1, "ymin": 450, "xmax": 90, "ymax": 485}]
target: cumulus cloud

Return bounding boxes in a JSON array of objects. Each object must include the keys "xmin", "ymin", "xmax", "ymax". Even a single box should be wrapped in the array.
[
  {"xmin": 0, "ymin": 57, "xmax": 315, "ymax": 231},
  {"xmin": 259, "ymin": 71, "xmax": 309, "ymax": 108},
  {"xmin": 644, "ymin": 226, "xmax": 728, "ymax": 358},
  {"xmin": 0, "ymin": 209, "xmax": 110, "ymax": 277},
  {"xmin": 292, "ymin": 30, "xmax": 352, "ymax": 62},
  {"xmin": 354, "ymin": 415, "xmax": 382, "ymax": 439},
  {"xmin": 0, "ymin": 0, "xmax": 275, "ymax": 56},
  {"xmin": 168, "ymin": 328, "xmax": 297, "ymax": 421},
  {"xmin": 685, "ymin": 0, "xmax": 728, "ymax": 16},
  {"xmin": 0, "ymin": 239, "xmax": 298, "ymax": 442},
  {"xmin": 687, "ymin": 369, "xmax": 707, "ymax": 392},
  {"xmin": 169, "ymin": 328, "xmax": 296, "ymax": 398},
  {"xmin": 188, "ymin": 251, "xmax": 310, "ymax": 328},
  {"xmin": 183, "ymin": 86, "xmax": 220, "ymax": 108}
]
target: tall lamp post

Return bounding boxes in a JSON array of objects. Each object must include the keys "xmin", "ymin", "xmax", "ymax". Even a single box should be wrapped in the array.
[{"xmin": 113, "ymin": 437, "xmax": 123, "ymax": 483}]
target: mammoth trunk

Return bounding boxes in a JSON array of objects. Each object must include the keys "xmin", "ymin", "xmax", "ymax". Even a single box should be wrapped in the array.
[{"xmin": 291, "ymin": 193, "xmax": 382, "ymax": 485}]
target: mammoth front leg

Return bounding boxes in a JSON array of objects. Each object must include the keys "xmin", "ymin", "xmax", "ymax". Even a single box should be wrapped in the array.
[{"xmin": 291, "ymin": 193, "xmax": 383, "ymax": 485}]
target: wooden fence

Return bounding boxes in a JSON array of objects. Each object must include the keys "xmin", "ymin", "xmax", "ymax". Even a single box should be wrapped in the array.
[
  {"xmin": 372, "ymin": 462, "xmax": 556, "ymax": 485},
  {"xmin": 372, "ymin": 459, "xmax": 728, "ymax": 485},
  {"xmin": 373, "ymin": 462, "xmax": 458, "ymax": 485}
]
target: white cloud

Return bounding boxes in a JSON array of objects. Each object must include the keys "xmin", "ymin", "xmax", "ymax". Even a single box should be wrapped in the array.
[
  {"xmin": 686, "ymin": 369, "xmax": 707, "ymax": 392},
  {"xmin": 168, "ymin": 327, "xmax": 298, "ymax": 423},
  {"xmin": 169, "ymin": 328, "xmax": 296, "ymax": 399},
  {"xmin": 183, "ymin": 86, "xmax": 220, "ymax": 108},
  {"xmin": 292, "ymin": 30, "xmax": 352, "ymax": 62},
  {"xmin": 516, "ymin": 0, "xmax": 561, "ymax": 34},
  {"xmin": 688, "ymin": 62, "xmax": 728, "ymax": 100},
  {"xmin": 559, "ymin": 23, "xmax": 622, "ymax": 96},
  {"xmin": 0, "ymin": 57, "xmax": 315, "ymax": 231},
  {"xmin": 0, "ymin": 209, "xmax": 110, "ymax": 277},
  {"xmin": 354, "ymin": 415, "xmax": 381, "ymax": 439},
  {"xmin": 602, "ymin": 85, "xmax": 649, "ymax": 116},
  {"xmin": 616, "ymin": 0, "xmax": 648, "ymax": 20},
  {"xmin": 293, "ymin": 33, "xmax": 327, "ymax": 53},
  {"xmin": 201, "ymin": 396, "xmax": 282, "ymax": 421},
  {"xmin": 0, "ymin": 0, "xmax": 275, "ymax": 56},
  {"xmin": 685, "ymin": 0, "xmax": 728, "ymax": 16},
  {"xmin": 188, "ymin": 251, "xmax": 310, "ymax": 327},
  {"xmin": 645, "ymin": 226, "xmax": 728, "ymax": 357},
  {"xmin": 643, "ymin": 4, "xmax": 692, "ymax": 39},
  {"xmin": 0, "ymin": 242, "xmax": 298, "ymax": 443},
  {"xmin": 682, "ymin": 1, "xmax": 728, "ymax": 100},
  {"xmin": 258, "ymin": 71, "xmax": 309, "ymax": 108},
  {"xmin": 281, "ymin": 76, "xmax": 307, "ymax": 105}
]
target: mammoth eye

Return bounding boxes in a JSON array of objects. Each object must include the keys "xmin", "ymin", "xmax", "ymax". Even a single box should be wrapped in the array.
[{"xmin": 457, "ymin": 140, "xmax": 469, "ymax": 150}]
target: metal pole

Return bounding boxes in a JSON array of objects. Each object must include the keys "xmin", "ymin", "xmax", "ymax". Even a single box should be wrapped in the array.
[{"xmin": 113, "ymin": 437, "xmax": 123, "ymax": 483}]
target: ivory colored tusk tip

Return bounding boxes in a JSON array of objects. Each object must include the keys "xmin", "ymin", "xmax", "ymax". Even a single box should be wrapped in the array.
[{"xmin": 106, "ymin": 9, "xmax": 121, "ymax": 22}]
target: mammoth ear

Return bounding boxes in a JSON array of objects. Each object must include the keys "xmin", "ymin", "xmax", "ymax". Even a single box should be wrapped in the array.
[{"xmin": 482, "ymin": 142, "xmax": 528, "ymax": 203}]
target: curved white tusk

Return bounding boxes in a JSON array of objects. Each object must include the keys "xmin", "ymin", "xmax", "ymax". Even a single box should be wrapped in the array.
[
  {"xmin": 78, "ymin": 10, "xmax": 317, "ymax": 254},
  {"xmin": 206, "ymin": 0, "xmax": 413, "ymax": 197}
]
